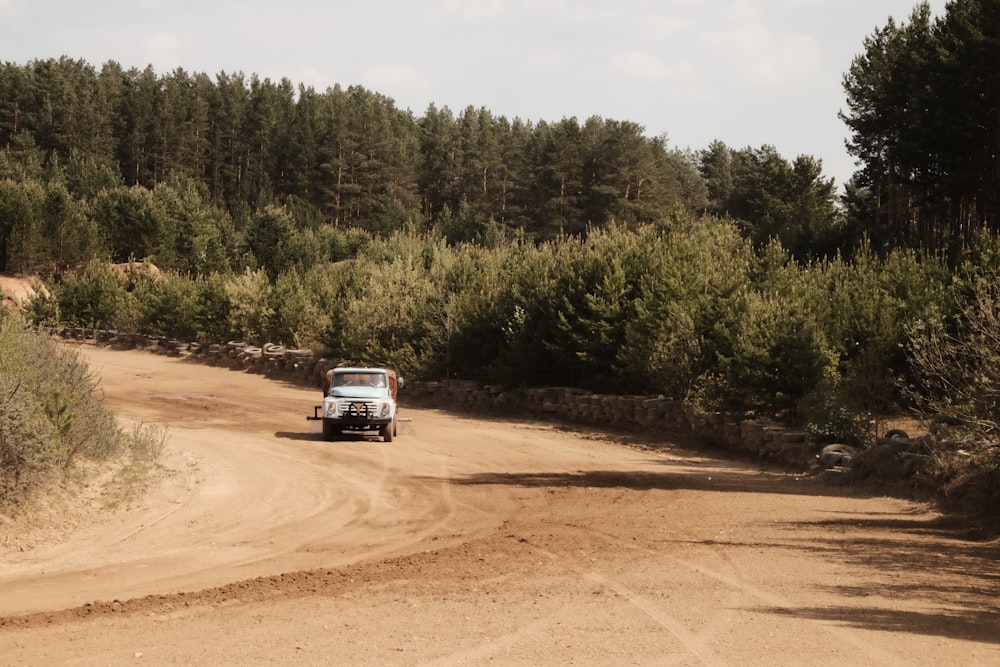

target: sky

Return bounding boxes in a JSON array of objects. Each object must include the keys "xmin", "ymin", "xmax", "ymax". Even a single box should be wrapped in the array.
[{"xmin": 0, "ymin": 0, "xmax": 945, "ymax": 192}]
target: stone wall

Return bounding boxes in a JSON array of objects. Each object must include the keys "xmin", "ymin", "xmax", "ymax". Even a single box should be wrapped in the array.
[
  {"xmin": 45, "ymin": 327, "xmax": 821, "ymax": 469},
  {"xmin": 400, "ymin": 378, "xmax": 815, "ymax": 467}
]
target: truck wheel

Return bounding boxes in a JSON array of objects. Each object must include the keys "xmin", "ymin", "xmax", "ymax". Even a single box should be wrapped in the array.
[
  {"xmin": 381, "ymin": 422, "xmax": 394, "ymax": 443},
  {"xmin": 322, "ymin": 420, "xmax": 339, "ymax": 442}
]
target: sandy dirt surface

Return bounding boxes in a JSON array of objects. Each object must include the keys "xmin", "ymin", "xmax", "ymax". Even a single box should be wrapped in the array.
[{"xmin": 1, "ymin": 344, "xmax": 998, "ymax": 666}]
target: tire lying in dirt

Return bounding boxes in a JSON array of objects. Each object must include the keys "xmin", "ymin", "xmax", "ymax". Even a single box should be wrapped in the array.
[{"xmin": 819, "ymin": 443, "xmax": 858, "ymax": 469}]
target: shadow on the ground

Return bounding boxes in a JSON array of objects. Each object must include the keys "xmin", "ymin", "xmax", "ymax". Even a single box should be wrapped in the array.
[
  {"xmin": 418, "ymin": 465, "xmax": 872, "ymax": 498},
  {"xmin": 274, "ymin": 430, "xmax": 317, "ymax": 441},
  {"xmin": 766, "ymin": 512, "xmax": 1000, "ymax": 644},
  {"xmin": 749, "ymin": 605, "xmax": 1000, "ymax": 645}
]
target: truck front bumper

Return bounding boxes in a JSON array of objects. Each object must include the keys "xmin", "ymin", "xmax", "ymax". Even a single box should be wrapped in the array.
[{"xmin": 323, "ymin": 416, "xmax": 393, "ymax": 430}]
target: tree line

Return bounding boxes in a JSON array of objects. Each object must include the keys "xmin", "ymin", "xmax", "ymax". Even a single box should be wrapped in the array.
[
  {"xmin": 0, "ymin": 55, "xmax": 845, "ymax": 277},
  {"xmin": 1, "ymin": 1, "xmax": 996, "ymax": 275}
]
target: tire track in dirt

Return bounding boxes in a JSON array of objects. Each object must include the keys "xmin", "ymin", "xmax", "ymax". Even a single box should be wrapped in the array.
[
  {"xmin": 516, "ymin": 537, "xmax": 725, "ymax": 665},
  {"xmin": 543, "ymin": 523, "xmax": 910, "ymax": 665}
]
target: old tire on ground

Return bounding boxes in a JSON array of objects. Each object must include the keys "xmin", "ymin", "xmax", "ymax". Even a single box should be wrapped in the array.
[{"xmin": 819, "ymin": 443, "xmax": 858, "ymax": 469}]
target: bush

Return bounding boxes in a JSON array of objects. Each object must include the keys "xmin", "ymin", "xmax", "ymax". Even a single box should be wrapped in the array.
[
  {"xmin": 905, "ymin": 280, "xmax": 1000, "ymax": 438},
  {"xmin": 316, "ymin": 233, "xmax": 449, "ymax": 375},
  {"xmin": 193, "ymin": 272, "xmax": 238, "ymax": 343},
  {"xmin": 805, "ymin": 245, "xmax": 948, "ymax": 411},
  {"xmin": 693, "ymin": 288, "xmax": 839, "ymax": 415},
  {"xmin": 0, "ymin": 313, "xmax": 124, "ymax": 507},
  {"xmin": 901, "ymin": 276, "xmax": 1000, "ymax": 523},
  {"xmin": 266, "ymin": 270, "xmax": 313, "ymax": 349},
  {"xmin": 797, "ymin": 377, "xmax": 868, "ymax": 445},
  {"xmin": 48, "ymin": 259, "xmax": 136, "ymax": 329},
  {"xmin": 133, "ymin": 270, "xmax": 201, "ymax": 340},
  {"xmin": 620, "ymin": 218, "xmax": 755, "ymax": 398},
  {"xmin": 224, "ymin": 268, "xmax": 275, "ymax": 347}
]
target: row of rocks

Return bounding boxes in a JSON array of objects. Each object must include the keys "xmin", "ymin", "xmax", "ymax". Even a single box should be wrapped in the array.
[
  {"xmin": 400, "ymin": 379, "xmax": 819, "ymax": 467},
  {"xmin": 45, "ymin": 327, "xmax": 336, "ymax": 387}
]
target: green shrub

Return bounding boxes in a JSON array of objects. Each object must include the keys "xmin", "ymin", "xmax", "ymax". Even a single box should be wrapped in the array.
[
  {"xmin": 317, "ymin": 233, "xmax": 449, "ymax": 375},
  {"xmin": 49, "ymin": 259, "xmax": 136, "ymax": 329},
  {"xmin": 18, "ymin": 218, "xmax": 962, "ymax": 432},
  {"xmin": 272, "ymin": 268, "xmax": 327, "ymax": 350},
  {"xmin": 224, "ymin": 268, "xmax": 275, "ymax": 346},
  {"xmin": 805, "ymin": 245, "xmax": 948, "ymax": 402},
  {"xmin": 620, "ymin": 218, "xmax": 755, "ymax": 398},
  {"xmin": 693, "ymin": 288, "xmax": 839, "ymax": 415},
  {"xmin": 133, "ymin": 271, "xmax": 202, "ymax": 340},
  {"xmin": 539, "ymin": 231, "xmax": 639, "ymax": 389},
  {"xmin": 193, "ymin": 272, "xmax": 237, "ymax": 343},
  {"xmin": 438, "ymin": 242, "xmax": 537, "ymax": 383},
  {"xmin": 150, "ymin": 179, "xmax": 232, "ymax": 275},
  {"xmin": 797, "ymin": 377, "xmax": 868, "ymax": 445},
  {"xmin": 0, "ymin": 313, "xmax": 123, "ymax": 506}
]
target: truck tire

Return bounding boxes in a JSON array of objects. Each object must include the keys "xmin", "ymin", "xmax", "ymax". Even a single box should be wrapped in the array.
[
  {"xmin": 322, "ymin": 420, "xmax": 339, "ymax": 442},
  {"xmin": 381, "ymin": 421, "xmax": 394, "ymax": 443}
]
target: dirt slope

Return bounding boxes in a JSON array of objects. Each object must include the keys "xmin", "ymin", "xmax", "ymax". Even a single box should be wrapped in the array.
[{"xmin": 1, "ymin": 344, "xmax": 997, "ymax": 666}]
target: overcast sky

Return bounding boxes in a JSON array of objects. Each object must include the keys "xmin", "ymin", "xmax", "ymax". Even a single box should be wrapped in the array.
[{"xmin": 1, "ymin": 0, "xmax": 944, "ymax": 191}]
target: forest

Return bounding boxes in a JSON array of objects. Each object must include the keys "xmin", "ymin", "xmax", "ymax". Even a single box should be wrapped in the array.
[
  {"xmin": 1, "ymin": 0, "xmax": 999, "ymax": 512},
  {"xmin": 0, "ymin": 57, "xmax": 844, "ymax": 274}
]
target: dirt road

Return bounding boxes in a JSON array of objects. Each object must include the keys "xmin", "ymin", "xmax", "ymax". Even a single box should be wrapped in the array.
[{"xmin": 1, "ymin": 345, "xmax": 998, "ymax": 665}]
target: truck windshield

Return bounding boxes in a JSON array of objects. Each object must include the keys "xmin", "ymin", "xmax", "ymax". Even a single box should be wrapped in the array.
[{"xmin": 333, "ymin": 372, "xmax": 387, "ymax": 388}]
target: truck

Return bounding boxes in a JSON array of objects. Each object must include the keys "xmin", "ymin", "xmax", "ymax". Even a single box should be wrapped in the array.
[{"xmin": 307, "ymin": 367, "xmax": 401, "ymax": 442}]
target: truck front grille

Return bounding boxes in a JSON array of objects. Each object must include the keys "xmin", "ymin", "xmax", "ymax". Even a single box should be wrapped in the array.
[{"xmin": 343, "ymin": 400, "xmax": 378, "ymax": 417}]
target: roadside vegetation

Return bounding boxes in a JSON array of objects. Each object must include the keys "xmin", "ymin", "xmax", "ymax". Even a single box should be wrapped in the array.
[
  {"xmin": 1, "ymin": 0, "xmax": 998, "ymax": 522},
  {"xmin": 0, "ymin": 311, "xmax": 165, "ymax": 513}
]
